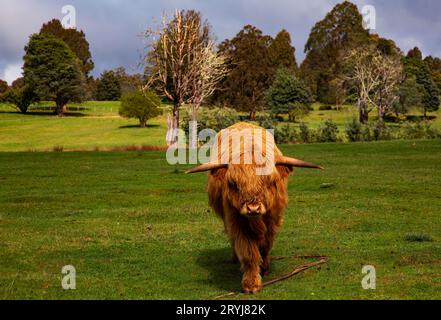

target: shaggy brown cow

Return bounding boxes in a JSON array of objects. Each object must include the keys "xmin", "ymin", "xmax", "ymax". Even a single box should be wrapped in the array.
[{"xmin": 187, "ymin": 122, "xmax": 322, "ymax": 294}]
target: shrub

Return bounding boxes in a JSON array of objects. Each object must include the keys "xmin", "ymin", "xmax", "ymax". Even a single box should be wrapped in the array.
[
  {"xmin": 318, "ymin": 105, "xmax": 333, "ymax": 111},
  {"xmin": 372, "ymin": 121, "xmax": 392, "ymax": 141},
  {"xmin": 345, "ymin": 118, "xmax": 362, "ymax": 142},
  {"xmin": 119, "ymin": 90, "xmax": 161, "ymax": 127},
  {"xmin": 181, "ymin": 107, "xmax": 240, "ymax": 134},
  {"xmin": 274, "ymin": 124, "xmax": 298, "ymax": 144},
  {"xmin": 299, "ymin": 122, "xmax": 312, "ymax": 143},
  {"xmin": 317, "ymin": 120, "xmax": 339, "ymax": 142},
  {"xmin": 400, "ymin": 121, "xmax": 441, "ymax": 140},
  {"xmin": 360, "ymin": 124, "xmax": 372, "ymax": 142},
  {"xmin": 258, "ymin": 114, "xmax": 277, "ymax": 130},
  {"xmin": 288, "ymin": 102, "xmax": 311, "ymax": 122}
]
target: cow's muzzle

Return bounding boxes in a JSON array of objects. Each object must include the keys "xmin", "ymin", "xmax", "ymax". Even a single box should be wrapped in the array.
[{"xmin": 241, "ymin": 203, "xmax": 265, "ymax": 217}]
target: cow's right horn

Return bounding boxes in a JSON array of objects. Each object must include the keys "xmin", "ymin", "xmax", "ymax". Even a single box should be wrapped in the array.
[
  {"xmin": 276, "ymin": 156, "xmax": 323, "ymax": 169},
  {"xmin": 185, "ymin": 162, "xmax": 228, "ymax": 174}
]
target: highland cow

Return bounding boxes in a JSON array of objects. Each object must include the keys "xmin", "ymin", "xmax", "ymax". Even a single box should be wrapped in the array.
[{"xmin": 187, "ymin": 123, "xmax": 322, "ymax": 294}]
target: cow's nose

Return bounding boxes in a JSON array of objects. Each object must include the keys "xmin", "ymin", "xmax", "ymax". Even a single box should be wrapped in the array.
[{"xmin": 247, "ymin": 204, "xmax": 261, "ymax": 214}]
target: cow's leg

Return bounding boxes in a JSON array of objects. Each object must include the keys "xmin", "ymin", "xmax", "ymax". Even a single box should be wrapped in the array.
[
  {"xmin": 259, "ymin": 231, "xmax": 275, "ymax": 276},
  {"xmin": 231, "ymin": 239, "xmax": 239, "ymax": 263},
  {"xmin": 260, "ymin": 217, "xmax": 280, "ymax": 276},
  {"xmin": 234, "ymin": 234, "xmax": 262, "ymax": 294}
]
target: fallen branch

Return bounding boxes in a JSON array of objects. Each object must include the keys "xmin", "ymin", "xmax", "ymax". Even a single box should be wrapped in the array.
[{"xmin": 213, "ymin": 255, "xmax": 329, "ymax": 300}]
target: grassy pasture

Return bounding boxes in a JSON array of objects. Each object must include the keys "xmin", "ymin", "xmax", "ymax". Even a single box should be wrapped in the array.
[
  {"xmin": 0, "ymin": 102, "xmax": 167, "ymax": 151},
  {"xmin": 0, "ymin": 140, "xmax": 440, "ymax": 300},
  {"xmin": 1, "ymin": 101, "xmax": 440, "ymax": 152}
]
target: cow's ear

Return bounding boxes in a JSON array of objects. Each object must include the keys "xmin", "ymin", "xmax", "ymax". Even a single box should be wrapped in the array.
[{"xmin": 276, "ymin": 165, "xmax": 294, "ymax": 179}]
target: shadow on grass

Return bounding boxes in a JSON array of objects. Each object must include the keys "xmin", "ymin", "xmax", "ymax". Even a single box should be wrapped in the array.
[
  {"xmin": 196, "ymin": 247, "xmax": 242, "ymax": 292},
  {"xmin": 406, "ymin": 115, "xmax": 437, "ymax": 122},
  {"xmin": 119, "ymin": 124, "xmax": 160, "ymax": 129},
  {"xmin": 0, "ymin": 110, "xmax": 88, "ymax": 117}
]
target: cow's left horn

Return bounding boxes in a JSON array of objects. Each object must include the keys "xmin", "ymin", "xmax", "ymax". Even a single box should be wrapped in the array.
[
  {"xmin": 276, "ymin": 156, "xmax": 323, "ymax": 169},
  {"xmin": 185, "ymin": 162, "xmax": 228, "ymax": 174}
]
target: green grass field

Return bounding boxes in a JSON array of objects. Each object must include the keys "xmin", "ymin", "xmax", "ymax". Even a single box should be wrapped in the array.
[
  {"xmin": 0, "ymin": 101, "xmax": 440, "ymax": 300},
  {"xmin": 1, "ymin": 101, "xmax": 440, "ymax": 152},
  {"xmin": 0, "ymin": 102, "xmax": 167, "ymax": 151},
  {"xmin": 1, "ymin": 140, "xmax": 440, "ymax": 300}
]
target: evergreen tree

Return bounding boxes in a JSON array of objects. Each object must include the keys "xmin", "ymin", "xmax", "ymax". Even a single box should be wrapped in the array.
[
  {"xmin": 0, "ymin": 80, "xmax": 8, "ymax": 94},
  {"xmin": 216, "ymin": 25, "xmax": 273, "ymax": 119},
  {"xmin": 395, "ymin": 75, "xmax": 423, "ymax": 117},
  {"xmin": 40, "ymin": 19, "xmax": 94, "ymax": 76},
  {"xmin": 301, "ymin": 1, "xmax": 369, "ymax": 102},
  {"xmin": 265, "ymin": 68, "xmax": 311, "ymax": 121},
  {"xmin": 404, "ymin": 49, "xmax": 440, "ymax": 117},
  {"xmin": 96, "ymin": 71, "xmax": 122, "ymax": 101},
  {"xmin": 424, "ymin": 56, "xmax": 441, "ymax": 91},
  {"xmin": 23, "ymin": 33, "xmax": 85, "ymax": 116},
  {"xmin": 269, "ymin": 30, "xmax": 297, "ymax": 74}
]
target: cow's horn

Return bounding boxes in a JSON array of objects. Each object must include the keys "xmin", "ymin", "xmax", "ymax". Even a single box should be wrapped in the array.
[
  {"xmin": 276, "ymin": 156, "xmax": 323, "ymax": 169},
  {"xmin": 185, "ymin": 162, "xmax": 228, "ymax": 174}
]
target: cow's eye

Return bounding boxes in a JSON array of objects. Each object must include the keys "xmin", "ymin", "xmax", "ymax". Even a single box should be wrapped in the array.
[{"xmin": 228, "ymin": 180, "xmax": 238, "ymax": 190}]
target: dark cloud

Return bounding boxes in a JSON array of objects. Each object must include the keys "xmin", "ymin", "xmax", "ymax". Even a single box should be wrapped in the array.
[{"xmin": 1, "ymin": 0, "xmax": 440, "ymax": 83}]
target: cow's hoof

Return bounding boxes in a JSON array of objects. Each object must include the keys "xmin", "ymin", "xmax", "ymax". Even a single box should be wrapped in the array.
[
  {"xmin": 242, "ymin": 287, "xmax": 261, "ymax": 295},
  {"xmin": 260, "ymin": 268, "xmax": 269, "ymax": 276}
]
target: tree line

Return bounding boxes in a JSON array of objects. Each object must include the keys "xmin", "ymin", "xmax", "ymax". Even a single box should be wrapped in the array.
[{"xmin": 1, "ymin": 1, "xmax": 440, "ymax": 132}]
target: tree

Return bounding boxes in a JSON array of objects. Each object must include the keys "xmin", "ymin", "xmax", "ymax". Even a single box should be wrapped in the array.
[
  {"xmin": 216, "ymin": 25, "xmax": 273, "ymax": 119},
  {"xmin": 119, "ymin": 90, "xmax": 161, "ymax": 128},
  {"xmin": 301, "ymin": 1, "xmax": 369, "ymax": 101},
  {"xmin": 144, "ymin": 10, "xmax": 211, "ymax": 144},
  {"xmin": 373, "ymin": 52, "xmax": 403, "ymax": 120},
  {"xmin": 40, "ymin": 19, "xmax": 94, "ymax": 76},
  {"xmin": 0, "ymin": 86, "xmax": 36, "ymax": 114},
  {"xmin": 407, "ymin": 47, "xmax": 423, "ymax": 60},
  {"xmin": 96, "ymin": 71, "xmax": 121, "ymax": 101},
  {"xmin": 0, "ymin": 77, "xmax": 37, "ymax": 113},
  {"xmin": 404, "ymin": 49, "xmax": 440, "ymax": 118},
  {"xmin": 23, "ymin": 33, "xmax": 85, "ymax": 116},
  {"xmin": 187, "ymin": 42, "xmax": 229, "ymax": 148},
  {"xmin": 394, "ymin": 75, "xmax": 423, "ymax": 118},
  {"xmin": 344, "ymin": 45, "xmax": 403, "ymax": 123},
  {"xmin": 269, "ymin": 30, "xmax": 297, "ymax": 74},
  {"xmin": 327, "ymin": 75, "xmax": 349, "ymax": 111},
  {"xmin": 265, "ymin": 68, "xmax": 311, "ymax": 121},
  {"xmin": 114, "ymin": 67, "xmax": 143, "ymax": 95},
  {"xmin": 0, "ymin": 80, "xmax": 8, "ymax": 94},
  {"xmin": 424, "ymin": 56, "xmax": 441, "ymax": 91}
]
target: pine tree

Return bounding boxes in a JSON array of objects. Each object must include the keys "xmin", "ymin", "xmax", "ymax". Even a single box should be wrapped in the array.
[
  {"xmin": 265, "ymin": 68, "xmax": 311, "ymax": 121},
  {"xmin": 404, "ymin": 48, "xmax": 440, "ymax": 117},
  {"xmin": 96, "ymin": 71, "xmax": 122, "ymax": 101}
]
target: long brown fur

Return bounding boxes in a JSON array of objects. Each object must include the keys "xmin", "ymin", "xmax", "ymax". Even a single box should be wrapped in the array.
[{"xmin": 206, "ymin": 123, "xmax": 293, "ymax": 294}]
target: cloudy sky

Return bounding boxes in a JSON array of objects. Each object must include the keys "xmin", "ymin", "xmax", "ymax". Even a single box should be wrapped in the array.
[{"xmin": 1, "ymin": 0, "xmax": 440, "ymax": 84}]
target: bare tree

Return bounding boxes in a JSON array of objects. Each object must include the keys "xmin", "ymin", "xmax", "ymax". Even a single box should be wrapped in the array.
[
  {"xmin": 144, "ymin": 10, "xmax": 210, "ymax": 145},
  {"xmin": 374, "ymin": 55, "xmax": 403, "ymax": 120},
  {"xmin": 187, "ymin": 42, "xmax": 229, "ymax": 148},
  {"xmin": 344, "ymin": 46, "xmax": 403, "ymax": 123}
]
